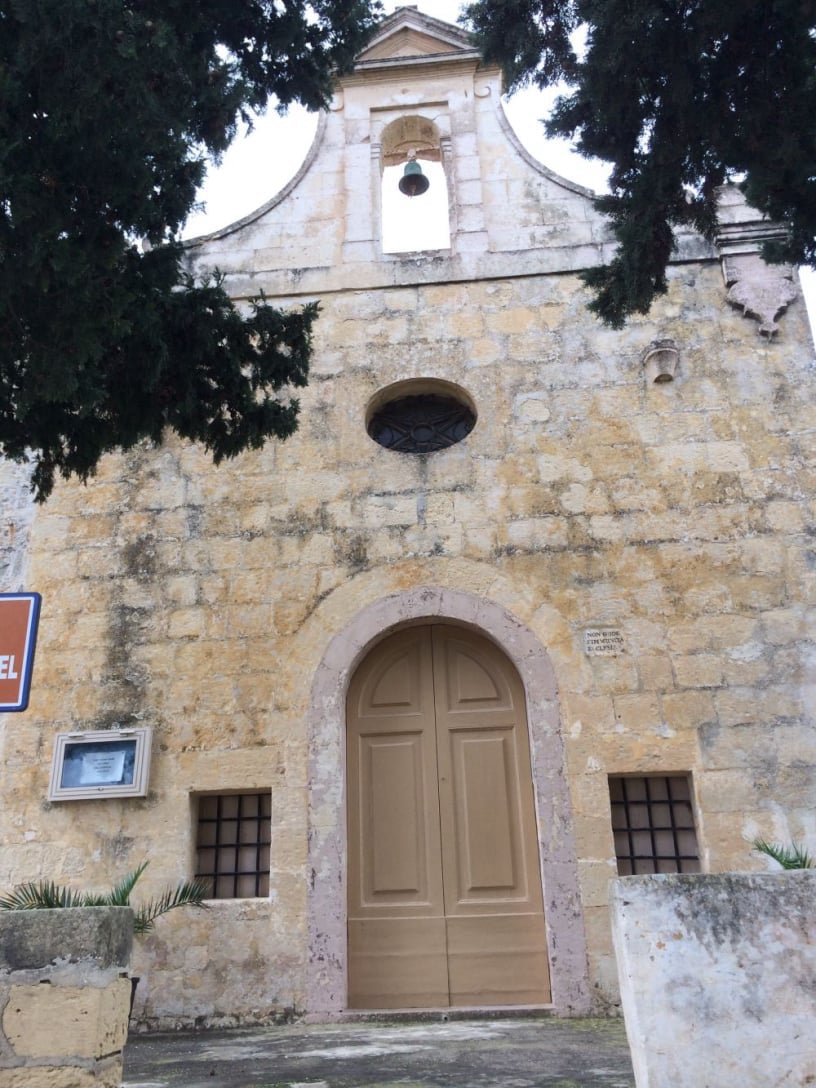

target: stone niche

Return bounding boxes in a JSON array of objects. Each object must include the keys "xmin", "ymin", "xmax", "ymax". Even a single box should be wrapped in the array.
[{"xmin": 0, "ymin": 907, "xmax": 133, "ymax": 1087}]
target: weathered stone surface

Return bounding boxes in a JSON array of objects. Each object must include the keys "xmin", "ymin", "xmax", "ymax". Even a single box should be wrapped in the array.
[
  {"xmin": 0, "ymin": 1056, "xmax": 122, "ymax": 1088},
  {"xmin": 0, "ymin": 909, "xmax": 132, "ymax": 972},
  {"xmin": 0, "ymin": 910, "xmax": 131, "ymax": 1086},
  {"xmin": 1, "ymin": 7, "xmax": 814, "ymax": 1027},
  {"xmin": 123, "ymin": 1018, "xmax": 636, "ymax": 1088},
  {"xmin": 0, "ymin": 462, "xmax": 35, "ymax": 595},
  {"xmin": 611, "ymin": 873, "xmax": 816, "ymax": 1088},
  {"xmin": 3, "ymin": 979, "xmax": 130, "ymax": 1059}
]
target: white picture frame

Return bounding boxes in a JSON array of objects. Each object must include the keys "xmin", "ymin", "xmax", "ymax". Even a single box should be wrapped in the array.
[{"xmin": 48, "ymin": 728, "xmax": 152, "ymax": 801}]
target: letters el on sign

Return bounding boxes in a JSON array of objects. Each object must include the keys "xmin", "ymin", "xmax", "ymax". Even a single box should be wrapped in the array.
[{"xmin": 0, "ymin": 593, "xmax": 41, "ymax": 712}]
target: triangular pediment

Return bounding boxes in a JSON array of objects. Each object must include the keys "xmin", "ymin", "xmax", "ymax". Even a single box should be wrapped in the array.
[{"xmin": 356, "ymin": 7, "xmax": 476, "ymax": 64}]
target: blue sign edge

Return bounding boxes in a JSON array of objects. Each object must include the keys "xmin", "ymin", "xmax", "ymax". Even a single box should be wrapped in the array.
[{"xmin": 0, "ymin": 592, "xmax": 42, "ymax": 713}]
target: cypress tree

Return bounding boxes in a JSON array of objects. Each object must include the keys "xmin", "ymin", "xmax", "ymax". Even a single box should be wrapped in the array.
[
  {"xmin": 464, "ymin": 0, "xmax": 816, "ymax": 326},
  {"xmin": 0, "ymin": 0, "xmax": 381, "ymax": 499}
]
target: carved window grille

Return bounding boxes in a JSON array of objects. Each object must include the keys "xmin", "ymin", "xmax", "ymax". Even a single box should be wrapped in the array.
[
  {"xmin": 608, "ymin": 775, "xmax": 700, "ymax": 875},
  {"xmin": 195, "ymin": 792, "xmax": 271, "ymax": 898},
  {"xmin": 367, "ymin": 393, "xmax": 475, "ymax": 453}
]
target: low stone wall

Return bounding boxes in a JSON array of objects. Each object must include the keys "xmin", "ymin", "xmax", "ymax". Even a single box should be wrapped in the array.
[
  {"xmin": 0, "ymin": 907, "xmax": 133, "ymax": 1087},
  {"xmin": 611, "ymin": 872, "xmax": 816, "ymax": 1088}
]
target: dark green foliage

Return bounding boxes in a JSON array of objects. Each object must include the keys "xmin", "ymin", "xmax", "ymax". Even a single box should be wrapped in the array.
[
  {"xmin": 0, "ymin": 860, "xmax": 211, "ymax": 933},
  {"xmin": 463, "ymin": 0, "xmax": 580, "ymax": 89},
  {"xmin": 463, "ymin": 0, "xmax": 816, "ymax": 326},
  {"xmin": 0, "ymin": 0, "xmax": 381, "ymax": 499},
  {"xmin": 754, "ymin": 838, "xmax": 814, "ymax": 871}
]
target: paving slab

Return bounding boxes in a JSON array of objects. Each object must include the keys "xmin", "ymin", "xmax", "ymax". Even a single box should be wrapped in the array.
[{"xmin": 122, "ymin": 1017, "xmax": 635, "ymax": 1088}]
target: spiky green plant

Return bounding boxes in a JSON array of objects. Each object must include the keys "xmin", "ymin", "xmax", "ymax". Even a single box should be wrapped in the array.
[
  {"xmin": 753, "ymin": 839, "xmax": 814, "ymax": 871},
  {"xmin": 0, "ymin": 862, "xmax": 210, "ymax": 934}
]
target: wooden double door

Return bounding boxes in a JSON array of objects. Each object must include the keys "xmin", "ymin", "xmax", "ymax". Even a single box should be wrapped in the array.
[{"xmin": 347, "ymin": 624, "xmax": 551, "ymax": 1008}]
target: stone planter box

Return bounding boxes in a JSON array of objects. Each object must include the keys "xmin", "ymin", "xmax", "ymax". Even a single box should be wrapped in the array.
[
  {"xmin": 0, "ymin": 906, "xmax": 133, "ymax": 1087},
  {"xmin": 611, "ymin": 872, "xmax": 816, "ymax": 1088}
]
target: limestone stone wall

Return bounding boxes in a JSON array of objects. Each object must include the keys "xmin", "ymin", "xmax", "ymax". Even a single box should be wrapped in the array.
[
  {"xmin": 0, "ymin": 461, "xmax": 35, "ymax": 594},
  {"xmin": 0, "ymin": 907, "xmax": 132, "ymax": 1087},
  {"xmin": 0, "ymin": 9, "xmax": 814, "ymax": 1026},
  {"xmin": 2, "ymin": 259, "xmax": 813, "ymax": 1023}
]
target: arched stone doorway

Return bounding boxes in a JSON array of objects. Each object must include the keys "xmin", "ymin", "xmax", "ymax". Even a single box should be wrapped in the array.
[
  {"xmin": 347, "ymin": 623, "xmax": 551, "ymax": 1008},
  {"xmin": 305, "ymin": 588, "xmax": 589, "ymax": 1016}
]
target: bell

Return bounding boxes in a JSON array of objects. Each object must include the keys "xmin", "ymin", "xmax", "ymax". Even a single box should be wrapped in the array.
[{"xmin": 398, "ymin": 159, "xmax": 430, "ymax": 198}]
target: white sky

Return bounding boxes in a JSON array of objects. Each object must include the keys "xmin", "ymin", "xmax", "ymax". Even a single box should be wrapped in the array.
[
  {"xmin": 182, "ymin": 0, "xmax": 607, "ymax": 240},
  {"xmin": 182, "ymin": 0, "xmax": 815, "ymax": 339}
]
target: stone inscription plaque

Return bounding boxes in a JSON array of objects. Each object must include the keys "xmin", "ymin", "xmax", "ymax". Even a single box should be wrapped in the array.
[{"xmin": 584, "ymin": 628, "xmax": 625, "ymax": 656}]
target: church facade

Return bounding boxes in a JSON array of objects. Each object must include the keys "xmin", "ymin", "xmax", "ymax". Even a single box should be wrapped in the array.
[{"xmin": 1, "ymin": 10, "xmax": 813, "ymax": 1026}]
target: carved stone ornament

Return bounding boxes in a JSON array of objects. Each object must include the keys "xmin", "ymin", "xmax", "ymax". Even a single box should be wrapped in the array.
[
  {"xmin": 642, "ymin": 339, "xmax": 680, "ymax": 384},
  {"xmin": 722, "ymin": 253, "xmax": 797, "ymax": 337}
]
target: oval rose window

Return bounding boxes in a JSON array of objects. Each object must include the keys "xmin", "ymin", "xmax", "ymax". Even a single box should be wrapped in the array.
[{"xmin": 367, "ymin": 381, "xmax": 476, "ymax": 454}]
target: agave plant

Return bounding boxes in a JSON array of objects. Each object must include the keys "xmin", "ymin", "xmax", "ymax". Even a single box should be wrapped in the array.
[
  {"xmin": 0, "ymin": 861, "xmax": 210, "ymax": 934},
  {"xmin": 753, "ymin": 838, "xmax": 814, "ymax": 871}
]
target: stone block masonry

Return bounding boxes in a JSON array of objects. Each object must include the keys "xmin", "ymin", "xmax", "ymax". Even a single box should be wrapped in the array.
[
  {"xmin": 4, "ymin": 265, "xmax": 814, "ymax": 1026},
  {"xmin": 1, "ymin": 7, "xmax": 814, "ymax": 1027},
  {"xmin": 0, "ymin": 908, "xmax": 133, "ymax": 1087}
]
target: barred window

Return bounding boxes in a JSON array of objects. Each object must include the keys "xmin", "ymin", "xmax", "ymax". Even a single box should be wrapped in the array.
[
  {"xmin": 366, "ymin": 379, "xmax": 477, "ymax": 455},
  {"xmin": 368, "ymin": 393, "xmax": 475, "ymax": 453},
  {"xmin": 609, "ymin": 775, "xmax": 700, "ymax": 876},
  {"xmin": 195, "ymin": 792, "xmax": 271, "ymax": 898}
]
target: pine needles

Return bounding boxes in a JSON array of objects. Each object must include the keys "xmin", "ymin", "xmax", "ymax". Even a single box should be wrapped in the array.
[{"xmin": 0, "ymin": 862, "xmax": 210, "ymax": 934}]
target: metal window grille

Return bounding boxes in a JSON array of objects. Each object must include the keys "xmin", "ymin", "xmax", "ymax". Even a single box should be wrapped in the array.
[
  {"xmin": 609, "ymin": 775, "xmax": 700, "ymax": 876},
  {"xmin": 195, "ymin": 792, "xmax": 271, "ymax": 899},
  {"xmin": 367, "ymin": 394, "xmax": 475, "ymax": 453}
]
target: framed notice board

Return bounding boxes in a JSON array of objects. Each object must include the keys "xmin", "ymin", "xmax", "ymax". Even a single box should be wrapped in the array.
[{"xmin": 48, "ymin": 728, "xmax": 152, "ymax": 801}]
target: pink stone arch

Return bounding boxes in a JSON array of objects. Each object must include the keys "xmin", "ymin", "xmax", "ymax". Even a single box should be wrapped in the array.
[{"xmin": 305, "ymin": 587, "xmax": 590, "ymax": 1016}]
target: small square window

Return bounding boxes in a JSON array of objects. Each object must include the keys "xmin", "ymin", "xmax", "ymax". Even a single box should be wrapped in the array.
[
  {"xmin": 195, "ymin": 792, "xmax": 271, "ymax": 898},
  {"xmin": 608, "ymin": 775, "xmax": 700, "ymax": 876}
]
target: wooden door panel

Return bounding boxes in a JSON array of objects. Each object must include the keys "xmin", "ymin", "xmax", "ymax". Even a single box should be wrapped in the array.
[
  {"xmin": 439, "ymin": 723, "xmax": 543, "ymax": 914},
  {"xmin": 347, "ymin": 629, "xmax": 445, "ymax": 1008},
  {"xmin": 446, "ymin": 913, "xmax": 552, "ymax": 1005},
  {"xmin": 348, "ymin": 917, "xmax": 449, "ymax": 1008},
  {"xmin": 348, "ymin": 628, "xmax": 443, "ymax": 921},
  {"xmin": 446, "ymin": 649, "xmax": 506, "ymax": 707},
  {"xmin": 433, "ymin": 628, "xmax": 545, "ymax": 914},
  {"xmin": 435, "ymin": 634, "xmax": 514, "ymax": 716},
  {"xmin": 367, "ymin": 643, "xmax": 425, "ymax": 715},
  {"xmin": 355, "ymin": 633, "xmax": 427, "ymax": 719},
  {"xmin": 348, "ymin": 624, "xmax": 551, "ymax": 1010},
  {"xmin": 356, "ymin": 732, "xmax": 436, "ymax": 907},
  {"xmin": 448, "ymin": 731, "xmax": 520, "ymax": 899},
  {"xmin": 432, "ymin": 625, "xmax": 551, "ymax": 1001}
]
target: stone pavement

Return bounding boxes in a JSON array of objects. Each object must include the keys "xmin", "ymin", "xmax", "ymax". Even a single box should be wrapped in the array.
[{"xmin": 122, "ymin": 1016, "xmax": 635, "ymax": 1088}]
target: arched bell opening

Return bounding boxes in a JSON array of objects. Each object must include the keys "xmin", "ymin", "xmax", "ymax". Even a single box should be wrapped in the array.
[{"xmin": 380, "ymin": 115, "xmax": 451, "ymax": 253}]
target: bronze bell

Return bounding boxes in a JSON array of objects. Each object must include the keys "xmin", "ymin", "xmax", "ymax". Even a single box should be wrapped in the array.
[{"xmin": 398, "ymin": 159, "xmax": 430, "ymax": 198}]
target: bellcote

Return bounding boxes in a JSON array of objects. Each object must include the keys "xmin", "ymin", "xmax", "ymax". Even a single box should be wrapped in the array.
[
  {"xmin": 347, "ymin": 6, "xmax": 483, "ymax": 74},
  {"xmin": 186, "ymin": 7, "xmax": 604, "ymax": 288}
]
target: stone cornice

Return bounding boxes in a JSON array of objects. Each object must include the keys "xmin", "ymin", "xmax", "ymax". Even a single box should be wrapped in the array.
[{"xmin": 338, "ymin": 53, "xmax": 488, "ymax": 87}]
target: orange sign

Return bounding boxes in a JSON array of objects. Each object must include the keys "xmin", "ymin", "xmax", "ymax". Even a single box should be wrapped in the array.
[{"xmin": 0, "ymin": 594, "xmax": 41, "ymax": 712}]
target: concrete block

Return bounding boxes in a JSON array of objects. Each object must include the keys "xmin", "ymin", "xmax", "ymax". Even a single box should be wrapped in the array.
[
  {"xmin": 0, "ymin": 908, "xmax": 132, "ymax": 972},
  {"xmin": 611, "ymin": 872, "xmax": 816, "ymax": 1088}
]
